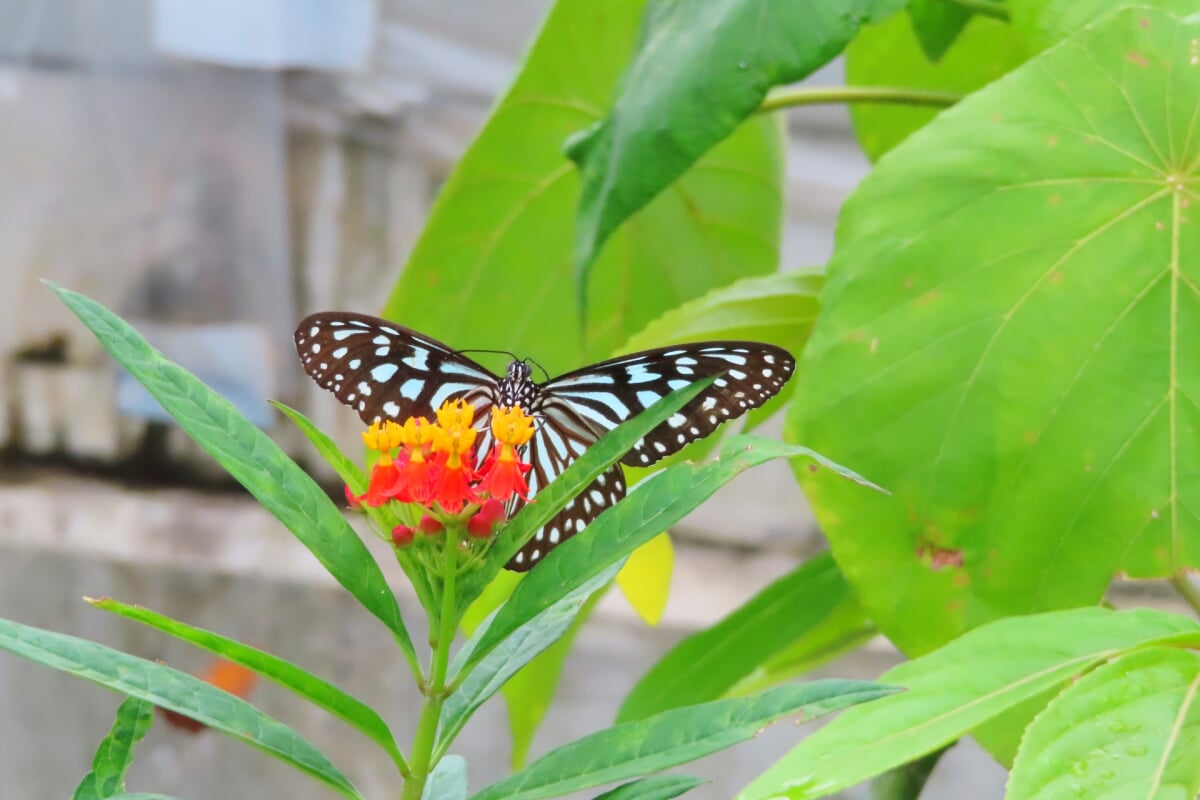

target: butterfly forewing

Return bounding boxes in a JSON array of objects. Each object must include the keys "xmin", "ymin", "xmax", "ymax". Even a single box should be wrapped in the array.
[
  {"xmin": 542, "ymin": 342, "xmax": 795, "ymax": 467},
  {"xmin": 294, "ymin": 312, "xmax": 795, "ymax": 572},
  {"xmin": 295, "ymin": 312, "xmax": 499, "ymax": 427}
]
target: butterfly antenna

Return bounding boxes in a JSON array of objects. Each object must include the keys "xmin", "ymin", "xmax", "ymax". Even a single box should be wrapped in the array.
[
  {"xmin": 524, "ymin": 357, "xmax": 550, "ymax": 382},
  {"xmin": 457, "ymin": 347, "xmax": 520, "ymax": 362}
]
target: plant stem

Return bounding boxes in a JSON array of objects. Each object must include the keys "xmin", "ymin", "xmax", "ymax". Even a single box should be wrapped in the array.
[
  {"xmin": 758, "ymin": 85, "xmax": 962, "ymax": 115},
  {"xmin": 951, "ymin": 0, "xmax": 1009, "ymax": 21},
  {"xmin": 1171, "ymin": 573, "xmax": 1200, "ymax": 618},
  {"xmin": 401, "ymin": 527, "xmax": 462, "ymax": 799}
]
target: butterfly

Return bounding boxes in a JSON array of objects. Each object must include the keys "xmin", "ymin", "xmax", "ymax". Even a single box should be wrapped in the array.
[{"xmin": 295, "ymin": 312, "xmax": 795, "ymax": 571}]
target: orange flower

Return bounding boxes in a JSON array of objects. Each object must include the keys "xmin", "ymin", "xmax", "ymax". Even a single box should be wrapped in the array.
[
  {"xmin": 479, "ymin": 406, "xmax": 535, "ymax": 501},
  {"xmin": 386, "ymin": 417, "xmax": 437, "ymax": 503},
  {"xmin": 429, "ymin": 400, "xmax": 480, "ymax": 513},
  {"xmin": 357, "ymin": 421, "xmax": 406, "ymax": 507}
]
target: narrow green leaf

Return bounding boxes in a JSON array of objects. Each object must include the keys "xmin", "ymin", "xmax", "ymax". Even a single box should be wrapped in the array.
[
  {"xmin": 0, "ymin": 616, "xmax": 362, "ymax": 800},
  {"xmin": 50, "ymin": 286, "xmax": 415, "ymax": 662},
  {"xmin": 49, "ymin": 284, "xmax": 410, "ymax": 657},
  {"xmin": 423, "ymin": 755, "xmax": 468, "ymax": 800},
  {"xmin": 619, "ymin": 551, "xmax": 859, "ymax": 722},
  {"xmin": 500, "ymin": 589, "xmax": 604, "ymax": 769},
  {"xmin": 1008, "ymin": 647, "xmax": 1200, "ymax": 799},
  {"xmin": 455, "ymin": 378, "xmax": 714, "ymax": 617},
  {"xmin": 737, "ymin": 608, "xmax": 1200, "ymax": 800},
  {"xmin": 437, "ymin": 564, "xmax": 621, "ymax": 757},
  {"xmin": 570, "ymin": 0, "xmax": 902, "ymax": 279},
  {"xmin": 88, "ymin": 597, "xmax": 405, "ymax": 775},
  {"xmin": 592, "ymin": 775, "xmax": 706, "ymax": 800},
  {"xmin": 273, "ymin": 400, "xmax": 437, "ymax": 625},
  {"xmin": 272, "ymin": 400, "xmax": 368, "ymax": 492},
  {"xmin": 73, "ymin": 696, "xmax": 154, "ymax": 800},
  {"xmin": 471, "ymin": 681, "xmax": 898, "ymax": 800},
  {"xmin": 470, "ymin": 435, "xmax": 880, "ymax": 674}
]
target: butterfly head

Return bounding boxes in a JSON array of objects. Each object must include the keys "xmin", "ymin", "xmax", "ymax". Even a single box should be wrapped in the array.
[{"xmin": 497, "ymin": 360, "xmax": 538, "ymax": 411}]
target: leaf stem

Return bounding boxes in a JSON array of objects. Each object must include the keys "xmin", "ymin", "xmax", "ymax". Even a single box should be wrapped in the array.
[
  {"xmin": 951, "ymin": 0, "xmax": 1009, "ymax": 20},
  {"xmin": 758, "ymin": 85, "xmax": 962, "ymax": 115},
  {"xmin": 401, "ymin": 527, "xmax": 462, "ymax": 798},
  {"xmin": 1171, "ymin": 573, "xmax": 1200, "ymax": 618}
]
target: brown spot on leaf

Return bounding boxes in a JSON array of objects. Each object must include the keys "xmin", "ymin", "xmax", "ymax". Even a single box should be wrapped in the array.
[
  {"xmin": 916, "ymin": 542, "xmax": 964, "ymax": 570},
  {"xmin": 1126, "ymin": 51, "xmax": 1150, "ymax": 68}
]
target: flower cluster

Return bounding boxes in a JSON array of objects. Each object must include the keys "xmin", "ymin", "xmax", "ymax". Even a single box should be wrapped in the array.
[{"xmin": 350, "ymin": 399, "xmax": 535, "ymax": 549}]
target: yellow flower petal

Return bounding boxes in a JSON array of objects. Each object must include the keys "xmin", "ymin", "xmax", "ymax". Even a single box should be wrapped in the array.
[{"xmin": 616, "ymin": 532, "xmax": 674, "ymax": 626}]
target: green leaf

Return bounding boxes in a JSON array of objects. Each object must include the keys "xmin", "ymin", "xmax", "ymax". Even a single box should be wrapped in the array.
[
  {"xmin": 617, "ymin": 270, "xmax": 823, "ymax": 434},
  {"xmin": 907, "ymin": 0, "xmax": 973, "ymax": 62},
  {"xmin": 73, "ymin": 696, "xmax": 154, "ymax": 800},
  {"xmin": 472, "ymin": 680, "xmax": 898, "ymax": 800},
  {"xmin": 0, "ymin": 616, "xmax": 361, "ymax": 800},
  {"xmin": 499, "ymin": 588, "xmax": 605, "ymax": 769},
  {"xmin": 1008, "ymin": 0, "xmax": 1197, "ymax": 53},
  {"xmin": 423, "ymin": 755, "xmax": 468, "ymax": 800},
  {"xmin": 789, "ymin": 7, "xmax": 1200, "ymax": 658},
  {"xmin": 437, "ymin": 565, "xmax": 620, "ymax": 758},
  {"xmin": 618, "ymin": 551, "xmax": 861, "ymax": 722},
  {"xmin": 846, "ymin": 10, "xmax": 1026, "ymax": 159},
  {"xmin": 570, "ymin": 0, "xmax": 900, "ymax": 280},
  {"xmin": 1008, "ymin": 646, "xmax": 1200, "ymax": 799},
  {"xmin": 106, "ymin": 795, "xmax": 180, "ymax": 800},
  {"xmin": 592, "ymin": 775, "xmax": 707, "ymax": 800},
  {"xmin": 88, "ymin": 597, "xmax": 405, "ymax": 775},
  {"xmin": 736, "ymin": 608, "xmax": 1200, "ymax": 800},
  {"xmin": 272, "ymin": 400, "xmax": 367, "ymax": 492},
  {"xmin": 49, "ymin": 284, "xmax": 412, "ymax": 657},
  {"xmin": 383, "ymin": 0, "xmax": 783, "ymax": 375},
  {"xmin": 455, "ymin": 378, "xmax": 714, "ymax": 617},
  {"xmin": 467, "ymin": 435, "xmax": 882, "ymax": 673}
]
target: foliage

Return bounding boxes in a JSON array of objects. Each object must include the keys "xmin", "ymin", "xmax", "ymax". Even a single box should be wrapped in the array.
[{"xmin": 4, "ymin": 0, "xmax": 1200, "ymax": 798}]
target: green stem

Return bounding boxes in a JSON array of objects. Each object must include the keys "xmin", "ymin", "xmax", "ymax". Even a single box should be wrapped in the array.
[
  {"xmin": 758, "ymin": 85, "xmax": 962, "ymax": 115},
  {"xmin": 1171, "ymin": 573, "xmax": 1200, "ymax": 618},
  {"xmin": 950, "ymin": 0, "xmax": 1009, "ymax": 21},
  {"xmin": 401, "ymin": 527, "xmax": 462, "ymax": 799}
]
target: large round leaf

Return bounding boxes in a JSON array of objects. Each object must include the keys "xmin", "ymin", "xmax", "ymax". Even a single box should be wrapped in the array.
[
  {"xmin": 789, "ymin": 8, "xmax": 1200, "ymax": 655},
  {"xmin": 382, "ymin": 0, "xmax": 782, "ymax": 375}
]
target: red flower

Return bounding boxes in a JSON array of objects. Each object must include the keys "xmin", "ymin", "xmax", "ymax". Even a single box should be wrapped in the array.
[
  {"xmin": 467, "ymin": 498, "xmax": 506, "ymax": 539},
  {"xmin": 432, "ymin": 459, "xmax": 479, "ymax": 514},
  {"xmin": 419, "ymin": 515, "xmax": 444, "ymax": 536},
  {"xmin": 344, "ymin": 484, "xmax": 362, "ymax": 510},
  {"xmin": 478, "ymin": 443, "xmax": 532, "ymax": 502},
  {"xmin": 387, "ymin": 451, "xmax": 437, "ymax": 504},
  {"xmin": 359, "ymin": 458, "xmax": 400, "ymax": 507},
  {"xmin": 392, "ymin": 525, "xmax": 415, "ymax": 547}
]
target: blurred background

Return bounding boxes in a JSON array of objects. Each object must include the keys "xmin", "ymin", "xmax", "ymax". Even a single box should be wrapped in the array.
[{"xmin": 0, "ymin": 1, "xmax": 1008, "ymax": 797}]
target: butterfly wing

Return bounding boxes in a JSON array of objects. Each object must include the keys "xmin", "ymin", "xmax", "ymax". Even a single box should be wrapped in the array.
[
  {"xmin": 294, "ymin": 312, "xmax": 500, "ymax": 426},
  {"xmin": 541, "ymin": 341, "xmax": 796, "ymax": 467},
  {"xmin": 503, "ymin": 341, "xmax": 795, "ymax": 569}
]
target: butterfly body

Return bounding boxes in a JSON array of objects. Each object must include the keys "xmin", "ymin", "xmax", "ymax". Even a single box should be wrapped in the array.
[{"xmin": 295, "ymin": 312, "xmax": 794, "ymax": 570}]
